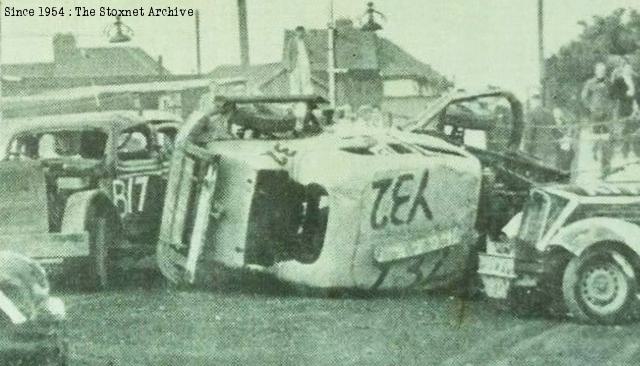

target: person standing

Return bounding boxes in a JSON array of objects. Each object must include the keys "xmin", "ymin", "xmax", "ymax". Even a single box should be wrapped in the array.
[
  {"xmin": 581, "ymin": 62, "xmax": 614, "ymax": 175},
  {"xmin": 551, "ymin": 107, "xmax": 575, "ymax": 171},
  {"xmin": 610, "ymin": 57, "xmax": 637, "ymax": 119},
  {"xmin": 287, "ymin": 26, "xmax": 314, "ymax": 96},
  {"xmin": 581, "ymin": 62, "xmax": 613, "ymax": 131},
  {"xmin": 610, "ymin": 56, "xmax": 640, "ymax": 158}
]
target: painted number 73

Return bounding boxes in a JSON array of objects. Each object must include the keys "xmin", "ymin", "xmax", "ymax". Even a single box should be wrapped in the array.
[{"xmin": 370, "ymin": 171, "xmax": 433, "ymax": 230}]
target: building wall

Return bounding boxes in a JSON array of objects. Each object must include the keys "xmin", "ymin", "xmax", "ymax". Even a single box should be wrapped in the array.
[
  {"xmin": 335, "ymin": 71, "xmax": 383, "ymax": 109},
  {"xmin": 381, "ymin": 95, "xmax": 440, "ymax": 119}
]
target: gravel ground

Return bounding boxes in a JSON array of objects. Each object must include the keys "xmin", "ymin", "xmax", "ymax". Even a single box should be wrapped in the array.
[{"xmin": 54, "ymin": 277, "xmax": 640, "ymax": 366}]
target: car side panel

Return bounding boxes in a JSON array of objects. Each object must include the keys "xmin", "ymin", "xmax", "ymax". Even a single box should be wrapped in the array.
[{"xmin": 0, "ymin": 161, "xmax": 49, "ymax": 235}]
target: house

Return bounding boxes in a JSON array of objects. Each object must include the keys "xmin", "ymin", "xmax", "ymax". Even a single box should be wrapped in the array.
[
  {"xmin": 210, "ymin": 18, "xmax": 451, "ymax": 117},
  {"xmin": 3, "ymin": 33, "xmax": 170, "ymax": 96},
  {"xmin": 3, "ymin": 77, "xmax": 246, "ymax": 120}
]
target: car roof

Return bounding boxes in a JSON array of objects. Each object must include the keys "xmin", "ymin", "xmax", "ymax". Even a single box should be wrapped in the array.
[
  {"xmin": 3, "ymin": 110, "xmax": 173, "ymax": 136},
  {"xmin": 0, "ymin": 110, "xmax": 181, "ymax": 159}
]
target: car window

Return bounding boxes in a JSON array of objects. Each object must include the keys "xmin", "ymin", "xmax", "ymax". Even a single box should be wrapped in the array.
[
  {"xmin": 434, "ymin": 96, "xmax": 513, "ymax": 150},
  {"xmin": 155, "ymin": 127, "xmax": 177, "ymax": 157},
  {"xmin": 10, "ymin": 130, "xmax": 107, "ymax": 160},
  {"xmin": 117, "ymin": 129, "xmax": 153, "ymax": 161}
]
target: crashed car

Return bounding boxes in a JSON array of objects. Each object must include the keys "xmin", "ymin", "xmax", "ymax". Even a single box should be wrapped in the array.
[
  {"xmin": 158, "ymin": 92, "xmax": 565, "ymax": 291},
  {"xmin": 479, "ymin": 174, "xmax": 640, "ymax": 324},
  {"xmin": 0, "ymin": 110, "xmax": 181, "ymax": 289},
  {"xmin": 0, "ymin": 251, "xmax": 67, "ymax": 365}
]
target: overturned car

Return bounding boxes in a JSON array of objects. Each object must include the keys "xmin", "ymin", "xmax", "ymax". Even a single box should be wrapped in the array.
[{"xmin": 158, "ymin": 92, "xmax": 566, "ymax": 291}]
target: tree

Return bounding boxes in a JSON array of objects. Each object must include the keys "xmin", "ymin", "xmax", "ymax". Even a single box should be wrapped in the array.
[{"xmin": 545, "ymin": 8, "xmax": 640, "ymax": 115}]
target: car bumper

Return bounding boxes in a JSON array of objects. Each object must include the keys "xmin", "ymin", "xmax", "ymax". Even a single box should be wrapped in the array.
[
  {"xmin": 0, "ymin": 232, "xmax": 90, "ymax": 261},
  {"xmin": 478, "ymin": 239, "xmax": 546, "ymax": 299}
]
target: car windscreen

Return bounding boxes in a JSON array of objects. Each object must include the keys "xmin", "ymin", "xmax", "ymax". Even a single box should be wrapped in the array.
[{"xmin": 418, "ymin": 96, "xmax": 516, "ymax": 151}]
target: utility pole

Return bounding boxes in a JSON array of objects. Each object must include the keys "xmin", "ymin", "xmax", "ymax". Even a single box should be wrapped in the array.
[
  {"xmin": 327, "ymin": 0, "xmax": 336, "ymax": 107},
  {"xmin": 237, "ymin": 0, "xmax": 250, "ymax": 70},
  {"xmin": 195, "ymin": 10, "xmax": 202, "ymax": 75},
  {"xmin": 537, "ymin": 0, "xmax": 545, "ymax": 105}
]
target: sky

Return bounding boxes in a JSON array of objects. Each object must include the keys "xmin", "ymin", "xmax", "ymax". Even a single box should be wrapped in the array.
[{"xmin": 1, "ymin": 0, "xmax": 639, "ymax": 98}]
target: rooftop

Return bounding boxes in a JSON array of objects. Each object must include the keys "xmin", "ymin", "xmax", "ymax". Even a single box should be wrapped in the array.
[{"xmin": 3, "ymin": 33, "xmax": 168, "ymax": 79}]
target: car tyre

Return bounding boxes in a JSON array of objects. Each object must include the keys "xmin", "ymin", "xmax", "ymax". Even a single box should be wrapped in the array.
[{"xmin": 562, "ymin": 246, "xmax": 638, "ymax": 324}]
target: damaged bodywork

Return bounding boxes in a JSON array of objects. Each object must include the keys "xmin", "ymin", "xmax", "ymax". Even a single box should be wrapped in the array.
[
  {"xmin": 158, "ymin": 91, "xmax": 562, "ymax": 291},
  {"xmin": 158, "ymin": 95, "xmax": 480, "ymax": 290},
  {"xmin": 479, "ymin": 180, "xmax": 640, "ymax": 324}
]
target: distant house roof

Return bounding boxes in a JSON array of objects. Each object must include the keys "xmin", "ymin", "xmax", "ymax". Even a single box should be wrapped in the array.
[
  {"xmin": 55, "ymin": 47, "xmax": 168, "ymax": 77},
  {"xmin": 282, "ymin": 20, "xmax": 450, "ymax": 88},
  {"xmin": 376, "ymin": 37, "xmax": 451, "ymax": 88},
  {"xmin": 3, "ymin": 33, "xmax": 168, "ymax": 79},
  {"xmin": 3, "ymin": 63, "xmax": 54, "ymax": 78},
  {"xmin": 210, "ymin": 62, "xmax": 286, "ymax": 91}
]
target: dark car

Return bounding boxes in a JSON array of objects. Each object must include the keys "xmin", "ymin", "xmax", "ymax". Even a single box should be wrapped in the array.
[{"xmin": 0, "ymin": 110, "xmax": 181, "ymax": 289}]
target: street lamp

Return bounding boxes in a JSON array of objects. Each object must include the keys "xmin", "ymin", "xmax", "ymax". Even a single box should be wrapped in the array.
[
  {"xmin": 105, "ymin": 16, "xmax": 134, "ymax": 43},
  {"xmin": 360, "ymin": 2, "xmax": 386, "ymax": 32}
]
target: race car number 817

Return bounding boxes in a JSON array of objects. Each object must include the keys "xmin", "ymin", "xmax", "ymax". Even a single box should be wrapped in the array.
[{"xmin": 112, "ymin": 176, "xmax": 149, "ymax": 216}]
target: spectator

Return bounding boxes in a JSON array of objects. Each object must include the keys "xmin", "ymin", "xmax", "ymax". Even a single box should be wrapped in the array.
[
  {"xmin": 552, "ymin": 107, "xmax": 575, "ymax": 171},
  {"xmin": 581, "ymin": 62, "xmax": 613, "ymax": 130},
  {"xmin": 581, "ymin": 62, "xmax": 614, "ymax": 174},
  {"xmin": 610, "ymin": 56, "xmax": 637, "ymax": 119},
  {"xmin": 610, "ymin": 56, "xmax": 640, "ymax": 158}
]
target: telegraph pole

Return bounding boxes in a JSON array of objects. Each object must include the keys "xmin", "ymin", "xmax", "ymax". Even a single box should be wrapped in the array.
[
  {"xmin": 237, "ymin": 0, "xmax": 250, "ymax": 70},
  {"xmin": 537, "ymin": 0, "xmax": 545, "ymax": 105},
  {"xmin": 327, "ymin": 0, "xmax": 336, "ymax": 107},
  {"xmin": 195, "ymin": 10, "xmax": 202, "ymax": 75}
]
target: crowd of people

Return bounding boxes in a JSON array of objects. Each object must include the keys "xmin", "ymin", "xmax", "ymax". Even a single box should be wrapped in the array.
[{"xmin": 526, "ymin": 55, "xmax": 640, "ymax": 176}]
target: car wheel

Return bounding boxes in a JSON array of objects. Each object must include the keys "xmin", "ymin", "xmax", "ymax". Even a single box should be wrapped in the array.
[{"xmin": 562, "ymin": 247, "xmax": 637, "ymax": 324}]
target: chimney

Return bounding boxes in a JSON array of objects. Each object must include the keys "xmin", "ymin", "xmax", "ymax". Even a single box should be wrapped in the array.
[
  {"xmin": 157, "ymin": 55, "xmax": 164, "ymax": 75},
  {"xmin": 335, "ymin": 18, "xmax": 354, "ymax": 29},
  {"xmin": 237, "ymin": 0, "xmax": 250, "ymax": 70},
  {"xmin": 53, "ymin": 33, "xmax": 78, "ymax": 64}
]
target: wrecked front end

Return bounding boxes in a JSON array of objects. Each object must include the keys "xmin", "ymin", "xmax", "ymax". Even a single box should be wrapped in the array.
[{"xmin": 478, "ymin": 188, "xmax": 573, "ymax": 299}]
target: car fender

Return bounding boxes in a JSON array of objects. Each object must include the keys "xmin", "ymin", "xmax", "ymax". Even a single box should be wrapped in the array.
[
  {"xmin": 547, "ymin": 217, "xmax": 640, "ymax": 258},
  {"xmin": 61, "ymin": 189, "xmax": 117, "ymax": 234}
]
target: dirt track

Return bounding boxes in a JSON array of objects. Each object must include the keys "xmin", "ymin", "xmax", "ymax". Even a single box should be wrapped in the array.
[{"xmin": 57, "ymin": 280, "xmax": 638, "ymax": 366}]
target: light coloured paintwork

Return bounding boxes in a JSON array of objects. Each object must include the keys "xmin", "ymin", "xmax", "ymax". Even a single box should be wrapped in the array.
[
  {"xmin": 159, "ymin": 125, "xmax": 482, "ymax": 290},
  {"xmin": 547, "ymin": 217, "xmax": 640, "ymax": 257},
  {"xmin": 0, "ymin": 161, "xmax": 91, "ymax": 259}
]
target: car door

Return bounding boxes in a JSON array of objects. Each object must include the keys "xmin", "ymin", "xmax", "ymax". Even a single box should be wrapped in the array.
[
  {"xmin": 0, "ymin": 161, "xmax": 49, "ymax": 237},
  {"xmin": 113, "ymin": 125, "xmax": 168, "ymax": 245}
]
